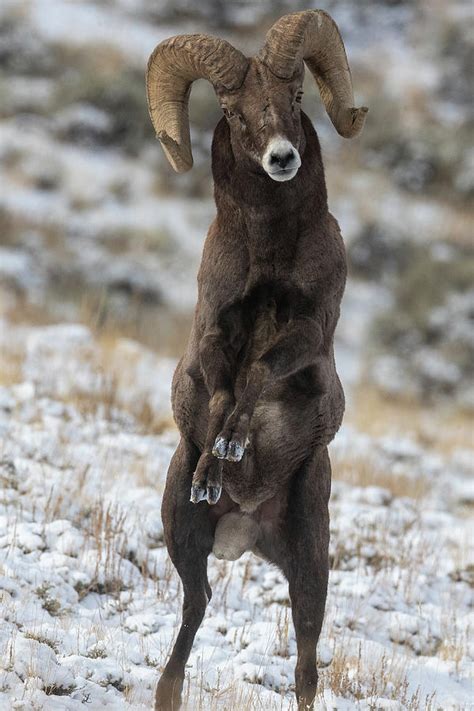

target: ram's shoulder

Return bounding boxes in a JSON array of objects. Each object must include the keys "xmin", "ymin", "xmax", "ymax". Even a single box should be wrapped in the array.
[
  {"xmin": 296, "ymin": 213, "xmax": 347, "ymax": 290},
  {"xmin": 197, "ymin": 219, "xmax": 248, "ymax": 310}
]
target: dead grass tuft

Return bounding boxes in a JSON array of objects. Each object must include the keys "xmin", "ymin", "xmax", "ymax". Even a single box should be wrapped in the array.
[
  {"xmin": 80, "ymin": 501, "xmax": 129, "ymax": 598},
  {"xmin": 320, "ymin": 640, "xmax": 437, "ymax": 709},
  {"xmin": 35, "ymin": 584, "xmax": 62, "ymax": 617},
  {"xmin": 43, "ymin": 683, "xmax": 76, "ymax": 696},
  {"xmin": 23, "ymin": 632, "xmax": 59, "ymax": 654},
  {"xmin": 83, "ymin": 295, "xmax": 192, "ymax": 360},
  {"xmin": 348, "ymin": 383, "xmax": 474, "ymax": 456},
  {"xmin": 333, "ymin": 452, "xmax": 428, "ymax": 500},
  {"xmin": 0, "ymin": 350, "xmax": 24, "ymax": 386}
]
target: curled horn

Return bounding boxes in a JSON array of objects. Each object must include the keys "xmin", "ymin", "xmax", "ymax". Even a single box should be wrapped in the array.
[
  {"xmin": 146, "ymin": 34, "xmax": 249, "ymax": 172},
  {"xmin": 259, "ymin": 10, "xmax": 368, "ymax": 138}
]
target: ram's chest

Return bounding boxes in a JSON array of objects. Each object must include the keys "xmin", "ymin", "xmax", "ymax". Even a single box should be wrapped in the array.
[
  {"xmin": 220, "ymin": 284, "xmax": 285, "ymax": 354},
  {"xmin": 225, "ymin": 294, "xmax": 279, "ymax": 396},
  {"xmin": 245, "ymin": 297, "xmax": 279, "ymax": 360}
]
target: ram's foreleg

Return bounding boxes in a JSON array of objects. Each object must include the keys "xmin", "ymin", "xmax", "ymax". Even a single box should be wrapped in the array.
[
  {"xmin": 190, "ymin": 389, "xmax": 232, "ymax": 504},
  {"xmin": 190, "ymin": 331, "xmax": 235, "ymax": 505},
  {"xmin": 213, "ymin": 316, "xmax": 322, "ymax": 462}
]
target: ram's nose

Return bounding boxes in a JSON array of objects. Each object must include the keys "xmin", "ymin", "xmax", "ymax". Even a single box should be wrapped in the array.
[
  {"xmin": 269, "ymin": 148, "xmax": 296, "ymax": 170},
  {"xmin": 262, "ymin": 137, "xmax": 302, "ymax": 182}
]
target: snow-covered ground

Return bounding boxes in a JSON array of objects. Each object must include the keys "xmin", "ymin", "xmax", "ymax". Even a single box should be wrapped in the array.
[
  {"xmin": 0, "ymin": 0, "xmax": 472, "ymax": 708},
  {"xmin": 0, "ymin": 322, "xmax": 472, "ymax": 710}
]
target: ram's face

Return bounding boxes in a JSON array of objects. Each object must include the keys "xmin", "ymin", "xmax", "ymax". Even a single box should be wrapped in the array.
[{"xmin": 218, "ymin": 59, "xmax": 304, "ymax": 182}]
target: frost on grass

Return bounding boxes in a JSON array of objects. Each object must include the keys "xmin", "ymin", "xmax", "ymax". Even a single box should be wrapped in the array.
[{"xmin": 0, "ymin": 322, "xmax": 472, "ymax": 710}]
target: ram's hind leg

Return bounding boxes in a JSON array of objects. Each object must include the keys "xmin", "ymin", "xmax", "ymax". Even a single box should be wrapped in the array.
[
  {"xmin": 156, "ymin": 438, "xmax": 213, "ymax": 711},
  {"xmin": 290, "ymin": 449, "xmax": 330, "ymax": 710},
  {"xmin": 258, "ymin": 448, "xmax": 331, "ymax": 711}
]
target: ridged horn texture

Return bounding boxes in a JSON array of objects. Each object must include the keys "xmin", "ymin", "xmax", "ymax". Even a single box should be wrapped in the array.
[
  {"xmin": 259, "ymin": 10, "xmax": 368, "ymax": 138},
  {"xmin": 146, "ymin": 34, "xmax": 248, "ymax": 172}
]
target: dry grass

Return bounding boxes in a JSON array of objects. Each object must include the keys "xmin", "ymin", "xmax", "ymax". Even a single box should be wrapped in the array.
[
  {"xmin": 97, "ymin": 333, "xmax": 176, "ymax": 432},
  {"xmin": 81, "ymin": 292, "xmax": 192, "ymax": 360},
  {"xmin": 61, "ymin": 374, "xmax": 120, "ymax": 422},
  {"xmin": 74, "ymin": 500, "xmax": 162, "ymax": 599},
  {"xmin": 0, "ymin": 348, "xmax": 23, "ymax": 386},
  {"xmin": 348, "ymin": 383, "xmax": 474, "ymax": 456},
  {"xmin": 42, "ymin": 464, "xmax": 91, "ymax": 525},
  {"xmin": 332, "ymin": 452, "xmax": 428, "ymax": 500},
  {"xmin": 320, "ymin": 639, "xmax": 437, "ymax": 710},
  {"xmin": 1, "ymin": 294, "xmax": 53, "ymax": 329},
  {"xmin": 23, "ymin": 632, "xmax": 59, "ymax": 654},
  {"xmin": 0, "ymin": 302, "xmax": 175, "ymax": 434},
  {"xmin": 179, "ymin": 679, "xmax": 292, "ymax": 711},
  {"xmin": 77, "ymin": 501, "xmax": 130, "ymax": 598},
  {"xmin": 438, "ymin": 609, "xmax": 470, "ymax": 672},
  {"xmin": 34, "ymin": 583, "xmax": 62, "ymax": 617},
  {"xmin": 330, "ymin": 511, "xmax": 435, "ymax": 583},
  {"xmin": 59, "ymin": 365, "xmax": 173, "ymax": 435},
  {"xmin": 0, "ymin": 207, "xmax": 191, "ymax": 360},
  {"xmin": 140, "ymin": 644, "xmax": 440, "ymax": 711}
]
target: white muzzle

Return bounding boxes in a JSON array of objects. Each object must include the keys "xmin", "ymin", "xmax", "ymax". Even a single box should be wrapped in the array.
[{"xmin": 262, "ymin": 136, "xmax": 301, "ymax": 182}]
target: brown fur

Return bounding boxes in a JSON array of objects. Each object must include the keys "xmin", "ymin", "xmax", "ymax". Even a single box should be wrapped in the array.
[{"xmin": 155, "ymin": 57, "xmax": 347, "ymax": 711}]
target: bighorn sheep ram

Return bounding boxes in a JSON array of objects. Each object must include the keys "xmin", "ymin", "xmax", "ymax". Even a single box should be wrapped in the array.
[{"xmin": 146, "ymin": 9, "xmax": 367, "ymax": 710}]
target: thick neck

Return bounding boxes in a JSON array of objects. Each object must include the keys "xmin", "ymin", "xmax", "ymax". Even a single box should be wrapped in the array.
[{"xmin": 212, "ymin": 113, "xmax": 328, "ymax": 258}]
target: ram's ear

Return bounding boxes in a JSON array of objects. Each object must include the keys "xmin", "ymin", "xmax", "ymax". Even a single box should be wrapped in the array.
[
  {"xmin": 259, "ymin": 10, "xmax": 368, "ymax": 138},
  {"xmin": 146, "ymin": 34, "xmax": 249, "ymax": 172}
]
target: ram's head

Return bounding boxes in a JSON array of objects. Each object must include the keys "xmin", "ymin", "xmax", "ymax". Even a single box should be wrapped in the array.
[{"xmin": 146, "ymin": 10, "xmax": 368, "ymax": 182}]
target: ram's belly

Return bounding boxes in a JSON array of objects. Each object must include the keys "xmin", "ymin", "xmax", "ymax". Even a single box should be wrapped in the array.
[
  {"xmin": 221, "ymin": 399, "xmax": 311, "ymax": 512},
  {"xmin": 252, "ymin": 399, "xmax": 287, "ymax": 443},
  {"xmin": 221, "ymin": 384, "xmax": 343, "ymax": 512},
  {"xmin": 259, "ymin": 395, "xmax": 320, "ymax": 455}
]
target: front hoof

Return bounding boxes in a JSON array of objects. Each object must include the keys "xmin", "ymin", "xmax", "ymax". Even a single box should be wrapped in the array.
[
  {"xmin": 226, "ymin": 439, "xmax": 245, "ymax": 462},
  {"xmin": 212, "ymin": 436, "xmax": 228, "ymax": 459},
  {"xmin": 212, "ymin": 433, "xmax": 248, "ymax": 462},
  {"xmin": 191, "ymin": 454, "xmax": 222, "ymax": 505},
  {"xmin": 206, "ymin": 484, "xmax": 222, "ymax": 505},
  {"xmin": 190, "ymin": 483, "xmax": 207, "ymax": 504},
  {"xmin": 190, "ymin": 482, "xmax": 221, "ymax": 506}
]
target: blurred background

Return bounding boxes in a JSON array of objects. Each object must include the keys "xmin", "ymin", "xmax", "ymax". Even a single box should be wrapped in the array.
[
  {"xmin": 0, "ymin": 2, "xmax": 472, "ymax": 707},
  {"xmin": 1, "ymin": 0, "xmax": 472, "ymax": 423}
]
